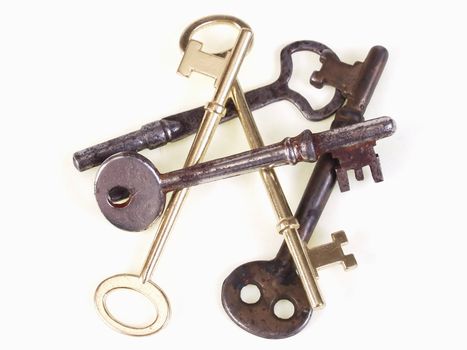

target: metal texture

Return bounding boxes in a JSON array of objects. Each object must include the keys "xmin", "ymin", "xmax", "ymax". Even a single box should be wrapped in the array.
[
  {"xmin": 73, "ymin": 41, "xmax": 345, "ymax": 171},
  {"xmin": 94, "ymin": 16, "xmax": 253, "ymax": 336},
  {"xmin": 310, "ymin": 46, "xmax": 388, "ymax": 191},
  {"xmin": 230, "ymin": 79, "xmax": 321, "ymax": 311},
  {"xmin": 221, "ymin": 45, "xmax": 390, "ymax": 339},
  {"xmin": 95, "ymin": 117, "xmax": 395, "ymax": 232}
]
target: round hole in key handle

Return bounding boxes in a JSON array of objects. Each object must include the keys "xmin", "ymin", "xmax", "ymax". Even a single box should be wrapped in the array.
[
  {"xmin": 273, "ymin": 299, "xmax": 295, "ymax": 320},
  {"xmin": 95, "ymin": 274, "xmax": 169, "ymax": 336},
  {"xmin": 240, "ymin": 284, "xmax": 261, "ymax": 304},
  {"xmin": 271, "ymin": 40, "xmax": 345, "ymax": 121},
  {"xmin": 107, "ymin": 186, "xmax": 132, "ymax": 208}
]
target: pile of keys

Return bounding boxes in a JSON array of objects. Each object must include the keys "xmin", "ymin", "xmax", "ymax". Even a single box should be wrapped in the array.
[{"xmin": 74, "ymin": 15, "xmax": 396, "ymax": 338}]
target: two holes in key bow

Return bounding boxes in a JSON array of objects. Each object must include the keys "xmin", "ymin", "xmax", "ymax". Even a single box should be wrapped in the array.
[{"xmin": 240, "ymin": 284, "xmax": 295, "ymax": 320}]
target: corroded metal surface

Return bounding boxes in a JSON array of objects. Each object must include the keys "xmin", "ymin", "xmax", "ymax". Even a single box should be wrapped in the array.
[{"xmin": 73, "ymin": 41, "xmax": 345, "ymax": 171}]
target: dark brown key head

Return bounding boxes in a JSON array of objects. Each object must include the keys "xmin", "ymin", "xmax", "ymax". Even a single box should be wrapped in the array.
[
  {"xmin": 310, "ymin": 46, "xmax": 388, "ymax": 113},
  {"xmin": 310, "ymin": 46, "xmax": 390, "ymax": 191},
  {"xmin": 221, "ymin": 259, "xmax": 312, "ymax": 339},
  {"xmin": 95, "ymin": 152, "xmax": 165, "ymax": 232}
]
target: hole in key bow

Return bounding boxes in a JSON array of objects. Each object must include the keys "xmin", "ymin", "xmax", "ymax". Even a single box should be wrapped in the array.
[
  {"xmin": 289, "ymin": 52, "xmax": 336, "ymax": 111},
  {"xmin": 191, "ymin": 23, "xmax": 239, "ymax": 55},
  {"xmin": 240, "ymin": 284, "xmax": 261, "ymax": 304},
  {"xmin": 107, "ymin": 186, "xmax": 132, "ymax": 208},
  {"xmin": 273, "ymin": 299, "xmax": 295, "ymax": 320},
  {"xmin": 104, "ymin": 288, "xmax": 158, "ymax": 328}
]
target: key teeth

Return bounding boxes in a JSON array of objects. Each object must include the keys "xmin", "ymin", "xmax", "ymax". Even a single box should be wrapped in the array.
[
  {"xmin": 342, "ymin": 254, "xmax": 358, "ymax": 270},
  {"xmin": 331, "ymin": 231, "xmax": 357, "ymax": 269},
  {"xmin": 336, "ymin": 168, "xmax": 350, "ymax": 192},
  {"xmin": 331, "ymin": 230, "xmax": 348, "ymax": 244},
  {"xmin": 369, "ymin": 154, "xmax": 384, "ymax": 183},
  {"xmin": 177, "ymin": 40, "xmax": 203, "ymax": 77}
]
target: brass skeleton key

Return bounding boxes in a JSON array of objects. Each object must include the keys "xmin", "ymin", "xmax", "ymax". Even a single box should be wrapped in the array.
[
  {"xmin": 94, "ymin": 15, "xmax": 253, "ymax": 336},
  {"xmin": 310, "ymin": 46, "xmax": 388, "ymax": 191}
]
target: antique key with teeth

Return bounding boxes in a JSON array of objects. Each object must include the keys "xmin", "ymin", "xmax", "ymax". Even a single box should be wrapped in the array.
[
  {"xmin": 94, "ymin": 15, "xmax": 253, "ymax": 336},
  {"xmin": 73, "ymin": 40, "xmax": 344, "ymax": 171},
  {"xmin": 221, "ymin": 46, "xmax": 390, "ymax": 339},
  {"xmin": 95, "ymin": 117, "xmax": 394, "ymax": 232},
  {"xmin": 310, "ymin": 46, "xmax": 388, "ymax": 191}
]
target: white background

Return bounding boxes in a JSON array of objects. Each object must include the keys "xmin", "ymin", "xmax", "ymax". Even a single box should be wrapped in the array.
[{"xmin": 0, "ymin": 0, "xmax": 466, "ymax": 349}]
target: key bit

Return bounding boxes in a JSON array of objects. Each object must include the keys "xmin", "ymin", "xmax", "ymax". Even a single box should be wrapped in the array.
[
  {"xmin": 178, "ymin": 40, "xmax": 231, "ymax": 85},
  {"xmin": 307, "ymin": 231, "xmax": 357, "ymax": 275},
  {"xmin": 310, "ymin": 46, "xmax": 389, "ymax": 191},
  {"xmin": 331, "ymin": 141, "xmax": 383, "ymax": 192},
  {"xmin": 300, "ymin": 231, "xmax": 357, "ymax": 308}
]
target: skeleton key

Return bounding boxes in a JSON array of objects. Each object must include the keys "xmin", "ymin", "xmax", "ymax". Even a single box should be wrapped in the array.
[
  {"xmin": 221, "ymin": 46, "xmax": 390, "ymax": 339},
  {"xmin": 73, "ymin": 40, "xmax": 345, "ymax": 171},
  {"xmin": 95, "ymin": 117, "xmax": 394, "ymax": 232},
  {"xmin": 310, "ymin": 46, "xmax": 388, "ymax": 191},
  {"xmin": 94, "ymin": 15, "xmax": 253, "ymax": 336}
]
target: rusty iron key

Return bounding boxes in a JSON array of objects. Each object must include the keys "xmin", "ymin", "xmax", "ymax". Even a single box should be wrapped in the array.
[
  {"xmin": 95, "ymin": 117, "xmax": 394, "ymax": 232},
  {"xmin": 221, "ymin": 46, "xmax": 390, "ymax": 339},
  {"xmin": 310, "ymin": 46, "xmax": 388, "ymax": 191},
  {"xmin": 94, "ymin": 15, "xmax": 253, "ymax": 336},
  {"xmin": 73, "ymin": 40, "xmax": 345, "ymax": 171}
]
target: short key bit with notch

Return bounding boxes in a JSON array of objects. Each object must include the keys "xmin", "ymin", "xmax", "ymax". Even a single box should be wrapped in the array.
[
  {"xmin": 94, "ymin": 15, "xmax": 253, "ymax": 336},
  {"xmin": 72, "ymin": 40, "xmax": 345, "ymax": 172},
  {"xmin": 221, "ymin": 46, "xmax": 390, "ymax": 339},
  {"xmin": 95, "ymin": 117, "xmax": 394, "ymax": 233}
]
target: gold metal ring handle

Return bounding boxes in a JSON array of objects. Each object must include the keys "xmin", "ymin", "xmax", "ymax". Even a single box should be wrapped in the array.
[
  {"xmin": 94, "ymin": 274, "xmax": 170, "ymax": 336},
  {"xmin": 179, "ymin": 14, "xmax": 252, "ymax": 53}
]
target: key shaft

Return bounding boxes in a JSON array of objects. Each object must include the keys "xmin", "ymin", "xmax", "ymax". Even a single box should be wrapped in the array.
[{"xmin": 159, "ymin": 117, "xmax": 394, "ymax": 192}]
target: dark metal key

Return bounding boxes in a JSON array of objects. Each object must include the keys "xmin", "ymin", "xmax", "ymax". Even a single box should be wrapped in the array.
[
  {"xmin": 95, "ymin": 117, "xmax": 394, "ymax": 232},
  {"xmin": 73, "ymin": 41, "xmax": 345, "ymax": 171},
  {"xmin": 310, "ymin": 46, "xmax": 388, "ymax": 191},
  {"xmin": 221, "ymin": 46, "xmax": 390, "ymax": 339}
]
